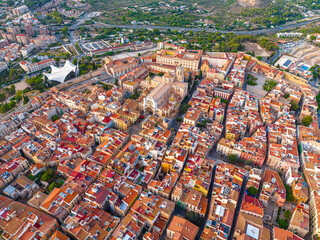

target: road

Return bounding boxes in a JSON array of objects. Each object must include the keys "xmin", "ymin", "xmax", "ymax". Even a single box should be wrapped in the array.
[
  {"xmin": 47, "ymin": 16, "xmax": 320, "ymax": 36},
  {"xmin": 267, "ymin": 49, "xmax": 281, "ymax": 65},
  {"xmin": 170, "ymin": 78, "xmax": 202, "ymax": 132}
]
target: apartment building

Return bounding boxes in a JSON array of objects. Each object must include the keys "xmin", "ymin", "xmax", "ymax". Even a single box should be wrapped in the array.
[{"xmin": 20, "ymin": 58, "xmax": 55, "ymax": 74}]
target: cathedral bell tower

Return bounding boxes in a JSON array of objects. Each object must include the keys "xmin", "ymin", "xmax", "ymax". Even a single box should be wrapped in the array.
[{"xmin": 176, "ymin": 66, "xmax": 184, "ymax": 82}]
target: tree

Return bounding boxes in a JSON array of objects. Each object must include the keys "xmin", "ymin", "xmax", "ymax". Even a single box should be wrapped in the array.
[
  {"xmin": 0, "ymin": 93, "xmax": 5, "ymax": 102},
  {"xmin": 227, "ymin": 154, "xmax": 238, "ymax": 163},
  {"xmin": 41, "ymin": 173, "xmax": 51, "ymax": 182},
  {"xmin": 302, "ymin": 115, "xmax": 313, "ymax": 126},
  {"xmin": 9, "ymin": 85, "xmax": 15, "ymax": 94},
  {"xmin": 245, "ymin": 160, "xmax": 253, "ymax": 166},
  {"xmin": 179, "ymin": 103, "xmax": 190, "ymax": 113},
  {"xmin": 23, "ymin": 88, "xmax": 30, "ymax": 94},
  {"xmin": 6, "ymin": 0, "xmax": 14, "ymax": 6},
  {"xmin": 48, "ymin": 182, "xmax": 57, "ymax": 193},
  {"xmin": 310, "ymin": 35, "xmax": 317, "ymax": 40},
  {"xmin": 284, "ymin": 210, "xmax": 292, "ymax": 221},
  {"xmin": 185, "ymin": 211, "xmax": 204, "ymax": 227},
  {"xmin": 263, "ymin": 79, "xmax": 277, "ymax": 91},
  {"xmin": 62, "ymin": 25, "xmax": 68, "ymax": 36},
  {"xmin": 52, "ymin": 115, "xmax": 60, "ymax": 121},
  {"xmin": 285, "ymin": 184, "xmax": 294, "ymax": 202},
  {"xmin": 9, "ymin": 69, "xmax": 17, "ymax": 80},
  {"xmin": 277, "ymin": 219, "xmax": 288, "ymax": 229},
  {"xmin": 158, "ymin": 72, "xmax": 164, "ymax": 76},
  {"xmin": 247, "ymin": 186, "xmax": 258, "ymax": 196},
  {"xmin": 153, "ymin": 29, "xmax": 160, "ymax": 35},
  {"xmin": 57, "ymin": 17, "xmax": 62, "ymax": 25},
  {"xmin": 27, "ymin": 174, "xmax": 36, "ymax": 181},
  {"xmin": 115, "ymin": 78, "xmax": 119, "ymax": 86},
  {"xmin": 290, "ymin": 101, "xmax": 299, "ymax": 111},
  {"xmin": 176, "ymin": 117, "xmax": 182, "ymax": 122},
  {"xmin": 32, "ymin": 58, "xmax": 40, "ymax": 63},
  {"xmin": 23, "ymin": 96, "xmax": 29, "ymax": 105},
  {"xmin": 283, "ymin": 93, "xmax": 290, "ymax": 99}
]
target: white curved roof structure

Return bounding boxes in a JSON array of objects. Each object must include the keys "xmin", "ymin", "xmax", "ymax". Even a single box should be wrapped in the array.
[{"xmin": 44, "ymin": 60, "xmax": 77, "ymax": 83}]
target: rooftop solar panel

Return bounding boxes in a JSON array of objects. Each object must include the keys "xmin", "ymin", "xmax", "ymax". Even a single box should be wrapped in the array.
[{"xmin": 283, "ymin": 60, "xmax": 292, "ymax": 67}]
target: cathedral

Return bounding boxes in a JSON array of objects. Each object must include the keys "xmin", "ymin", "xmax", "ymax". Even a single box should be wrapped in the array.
[{"xmin": 142, "ymin": 66, "xmax": 188, "ymax": 117}]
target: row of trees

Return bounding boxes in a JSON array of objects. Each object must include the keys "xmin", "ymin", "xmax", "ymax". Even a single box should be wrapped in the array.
[
  {"xmin": 122, "ymin": 9, "xmax": 200, "ymax": 27},
  {"xmin": 25, "ymin": 75, "xmax": 47, "ymax": 91},
  {"xmin": 0, "ymin": 100, "xmax": 16, "ymax": 114},
  {"xmin": 74, "ymin": 57, "xmax": 101, "ymax": 76}
]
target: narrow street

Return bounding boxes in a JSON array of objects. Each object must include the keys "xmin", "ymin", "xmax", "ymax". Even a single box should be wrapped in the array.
[
  {"xmin": 228, "ymin": 174, "xmax": 248, "ymax": 240},
  {"xmin": 159, "ymin": 77, "xmax": 203, "ymax": 240},
  {"xmin": 195, "ymin": 163, "xmax": 218, "ymax": 240},
  {"xmin": 208, "ymin": 90, "xmax": 234, "ymax": 158}
]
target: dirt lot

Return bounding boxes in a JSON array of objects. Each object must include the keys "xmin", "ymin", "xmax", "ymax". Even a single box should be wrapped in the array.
[
  {"xmin": 14, "ymin": 80, "xmax": 29, "ymax": 91},
  {"xmin": 244, "ymin": 42, "xmax": 271, "ymax": 58},
  {"xmin": 289, "ymin": 42, "xmax": 320, "ymax": 66}
]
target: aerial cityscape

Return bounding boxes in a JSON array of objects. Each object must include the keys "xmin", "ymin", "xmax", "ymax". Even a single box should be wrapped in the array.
[{"xmin": 0, "ymin": 0, "xmax": 320, "ymax": 240}]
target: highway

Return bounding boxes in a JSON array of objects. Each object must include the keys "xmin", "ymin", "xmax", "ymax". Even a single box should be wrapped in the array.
[{"xmin": 52, "ymin": 15, "xmax": 320, "ymax": 35}]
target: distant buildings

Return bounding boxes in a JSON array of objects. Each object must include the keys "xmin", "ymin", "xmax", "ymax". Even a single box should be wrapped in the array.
[
  {"xmin": 6, "ymin": 26, "xmax": 21, "ymax": 35},
  {"xmin": 25, "ymin": 24, "xmax": 34, "ymax": 37},
  {"xmin": 217, "ymin": 90, "xmax": 266, "ymax": 166},
  {"xmin": 277, "ymin": 32, "xmax": 303, "ymax": 38},
  {"xmin": 0, "ymin": 39, "xmax": 9, "ymax": 48},
  {"xmin": 12, "ymin": 5, "xmax": 29, "ymax": 15},
  {"xmin": 39, "ymin": 25, "xmax": 49, "ymax": 35},
  {"xmin": 31, "ymin": 35, "xmax": 57, "ymax": 49},
  {"xmin": 16, "ymin": 34, "xmax": 30, "ymax": 45}
]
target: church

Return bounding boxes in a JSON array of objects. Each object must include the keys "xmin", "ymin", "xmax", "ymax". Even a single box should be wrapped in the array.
[{"xmin": 142, "ymin": 66, "xmax": 188, "ymax": 118}]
